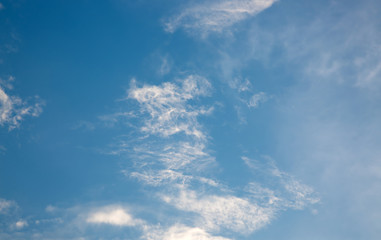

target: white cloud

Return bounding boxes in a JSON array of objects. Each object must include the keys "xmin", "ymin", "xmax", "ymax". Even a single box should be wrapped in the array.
[
  {"xmin": 165, "ymin": 0, "xmax": 277, "ymax": 36},
  {"xmin": 161, "ymin": 188, "xmax": 274, "ymax": 233},
  {"xmin": 131, "ymin": 141, "xmax": 215, "ymax": 172},
  {"xmin": 145, "ymin": 224, "xmax": 232, "ymax": 240},
  {"xmin": 248, "ymin": 92, "xmax": 268, "ymax": 108},
  {"xmin": 119, "ymin": 77, "xmax": 319, "ymax": 237},
  {"xmin": 127, "ymin": 77, "xmax": 276, "ymax": 235},
  {"xmin": 0, "ymin": 80, "xmax": 44, "ymax": 130},
  {"xmin": 159, "ymin": 141, "xmax": 213, "ymax": 169},
  {"xmin": 86, "ymin": 206, "xmax": 143, "ymax": 227},
  {"xmin": 14, "ymin": 220, "xmax": 28, "ymax": 229},
  {"xmin": 89, "ymin": 75, "xmax": 321, "ymax": 239},
  {"xmin": 124, "ymin": 76, "xmax": 215, "ymax": 185},
  {"xmin": 129, "ymin": 75, "xmax": 212, "ymax": 139},
  {"xmin": 129, "ymin": 169, "xmax": 220, "ymax": 188},
  {"xmin": 130, "ymin": 169, "xmax": 190, "ymax": 186}
]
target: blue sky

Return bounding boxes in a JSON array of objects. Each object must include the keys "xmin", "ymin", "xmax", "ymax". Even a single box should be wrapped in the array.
[{"xmin": 1, "ymin": 0, "xmax": 381, "ymax": 239}]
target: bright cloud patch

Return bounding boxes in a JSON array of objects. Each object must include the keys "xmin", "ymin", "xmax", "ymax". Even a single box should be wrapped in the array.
[
  {"xmin": 87, "ymin": 206, "xmax": 142, "ymax": 227},
  {"xmin": 129, "ymin": 75, "xmax": 211, "ymax": 139},
  {"xmin": 165, "ymin": 0, "xmax": 277, "ymax": 36},
  {"xmin": 0, "ymin": 78, "xmax": 43, "ymax": 130},
  {"xmin": 146, "ymin": 225, "xmax": 231, "ymax": 240},
  {"xmin": 162, "ymin": 188, "xmax": 273, "ymax": 233},
  {"xmin": 14, "ymin": 220, "xmax": 28, "ymax": 229}
]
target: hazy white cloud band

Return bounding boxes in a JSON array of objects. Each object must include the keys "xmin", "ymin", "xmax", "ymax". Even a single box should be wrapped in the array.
[{"xmin": 165, "ymin": 0, "xmax": 277, "ymax": 36}]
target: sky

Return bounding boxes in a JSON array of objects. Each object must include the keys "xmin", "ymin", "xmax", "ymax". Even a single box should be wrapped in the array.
[{"xmin": 0, "ymin": 0, "xmax": 381, "ymax": 239}]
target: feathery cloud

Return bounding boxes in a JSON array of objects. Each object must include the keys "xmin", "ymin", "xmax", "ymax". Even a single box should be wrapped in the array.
[
  {"xmin": 0, "ymin": 78, "xmax": 43, "ymax": 130},
  {"xmin": 165, "ymin": 0, "xmax": 277, "ymax": 36},
  {"xmin": 243, "ymin": 156, "xmax": 320, "ymax": 209},
  {"xmin": 88, "ymin": 76, "xmax": 320, "ymax": 238},
  {"xmin": 119, "ymin": 77, "xmax": 318, "ymax": 237},
  {"xmin": 145, "ymin": 224, "xmax": 232, "ymax": 240},
  {"xmin": 129, "ymin": 75, "xmax": 212, "ymax": 139},
  {"xmin": 248, "ymin": 92, "xmax": 268, "ymax": 108},
  {"xmin": 161, "ymin": 188, "xmax": 274, "ymax": 233},
  {"xmin": 123, "ymin": 76, "xmax": 215, "ymax": 184}
]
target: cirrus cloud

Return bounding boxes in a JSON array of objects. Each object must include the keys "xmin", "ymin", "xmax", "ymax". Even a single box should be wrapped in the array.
[{"xmin": 165, "ymin": 0, "xmax": 277, "ymax": 37}]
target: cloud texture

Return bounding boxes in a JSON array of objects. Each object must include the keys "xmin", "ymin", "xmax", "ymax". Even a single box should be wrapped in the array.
[
  {"xmin": 165, "ymin": 0, "xmax": 277, "ymax": 36},
  {"xmin": 0, "ymin": 78, "xmax": 43, "ymax": 130}
]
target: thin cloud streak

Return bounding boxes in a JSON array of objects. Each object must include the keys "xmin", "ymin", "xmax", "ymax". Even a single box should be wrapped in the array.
[
  {"xmin": 165, "ymin": 0, "xmax": 277, "ymax": 36},
  {"xmin": 145, "ymin": 224, "xmax": 232, "ymax": 240}
]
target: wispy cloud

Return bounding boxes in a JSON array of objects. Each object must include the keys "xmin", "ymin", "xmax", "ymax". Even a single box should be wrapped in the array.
[
  {"xmin": 248, "ymin": 92, "xmax": 268, "ymax": 108},
  {"xmin": 0, "ymin": 198, "xmax": 17, "ymax": 214},
  {"xmin": 158, "ymin": 55, "xmax": 172, "ymax": 76},
  {"xmin": 129, "ymin": 75, "xmax": 212, "ymax": 139},
  {"xmin": 228, "ymin": 77, "xmax": 270, "ymax": 122},
  {"xmin": 117, "ymin": 77, "xmax": 318, "ymax": 237},
  {"xmin": 165, "ymin": 0, "xmax": 277, "ymax": 36},
  {"xmin": 0, "ymin": 198, "xmax": 28, "ymax": 232},
  {"xmin": 228, "ymin": 77, "xmax": 252, "ymax": 92},
  {"xmin": 116, "ymin": 76, "xmax": 217, "ymax": 190},
  {"xmin": 0, "ymin": 77, "xmax": 44, "ymax": 130},
  {"xmin": 156, "ymin": 156, "xmax": 319, "ymax": 234},
  {"xmin": 161, "ymin": 187, "xmax": 274, "ymax": 233},
  {"xmin": 130, "ymin": 141, "xmax": 214, "ymax": 172},
  {"xmin": 227, "ymin": 75, "xmax": 271, "ymax": 112},
  {"xmin": 1, "ymin": 203, "xmax": 144, "ymax": 239},
  {"xmin": 145, "ymin": 224, "xmax": 232, "ymax": 240},
  {"xmin": 242, "ymin": 156, "xmax": 320, "ymax": 210},
  {"xmin": 0, "ymin": 76, "xmax": 319, "ymax": 239}
]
